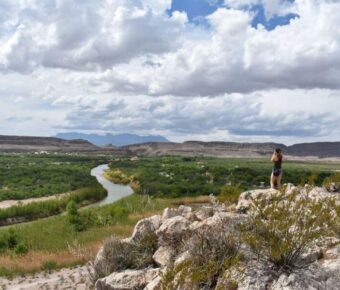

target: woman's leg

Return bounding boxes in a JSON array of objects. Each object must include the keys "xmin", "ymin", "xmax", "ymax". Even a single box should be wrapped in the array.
[
  {"xmin": 277, "ymin": 174, "xmax": 282, "ymax": 191},
  {"xmin": 270, "ymin": 173, "xmax": 275, "ymax": 189}
]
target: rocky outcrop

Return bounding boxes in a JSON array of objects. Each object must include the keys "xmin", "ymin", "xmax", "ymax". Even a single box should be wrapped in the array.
[
  {"xmin": 236, "ymin": 185, "xmax": 340, "ymax": 213},
  {"xmin": 95, "ymin": 268, "xmax": 159, "ymax": 290},
  {"xmin": 94, "ymin": 185, "xmax": 340, "ymax": 290}
]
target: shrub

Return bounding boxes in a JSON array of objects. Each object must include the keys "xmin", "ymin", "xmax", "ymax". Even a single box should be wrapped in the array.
[
  {"xmin": 95, "ymin": 226, "xmax": 158, "ymax": 278},
  {"xmin": 67, "ymin": 200, "xmax": 86, "ymax": 232},
  {"xmin": 0, "ymin": 185, "xmax": 107, "ymax": 226},
  {"xmin": 218, "ymin": 184, "xmax": 243, "ymax": 205},
  {"xmin": 241, "ymin": 190, "xmax": 337, "ymax": 272},
  {"xmin": 161, "ymin": 228, "xmax": 240, "ymax": 289},
  {"xmin": 109, "ymin": 205, "xmax": 129, "ymax": 223},
  {"xmin": 323, "ymin": 172, "xmax": 340, "ymax": 192},
  {"xmin": 41, "ymin": 260, "xmax": 57, "ymax": 271},
  {"xmin": 7, "ymin": 229, "xmax": 18, "ymax": 249},
  {"xmin": 14, "ymin": 243, "xmax": 29, "ymax": 255}
]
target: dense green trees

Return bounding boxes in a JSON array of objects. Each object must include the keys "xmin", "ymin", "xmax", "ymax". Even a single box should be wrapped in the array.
[
  {"xmin": 109, "ymin": 156, "xmax": 337, "ymax": 198},
  {"xmin": 0, "ymin": 154, "xmax": 107, "ymax": 200},
  {"xmin": 0, "ymin": 186, "xmax": 107, "ymax": 225}
]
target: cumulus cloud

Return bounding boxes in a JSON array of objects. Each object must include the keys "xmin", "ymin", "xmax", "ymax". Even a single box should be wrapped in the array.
[
  {"xmin": 224, "ymin": 0, "xmax": 296, "ymax": 19},
  {"xmin": 59, "ymin": 93, "xmax": 339, "ymax": 141},
  {"xmin": 0, "ymin": 0, "xmax": 339, "ymax": 142},
  {"xmin": 0, "ymin": 0, "xmax": 186, "ymax": 72},
  {"xmin": 74, "ymin": 0, "xmax": 340, "ymax": 97}
]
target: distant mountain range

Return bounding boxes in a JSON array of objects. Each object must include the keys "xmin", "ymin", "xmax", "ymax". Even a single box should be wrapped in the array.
[
  {"xmin": 55, "ymin": 132, "xmax": 170, "ymax": 147},
  {"xmin": 0, "ymin": 135, "xmax": 339, "ymax": 158}
]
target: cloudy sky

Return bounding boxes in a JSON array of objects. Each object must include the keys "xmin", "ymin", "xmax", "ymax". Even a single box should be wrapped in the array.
[{"xmin": 0, "ymin": 0, "xmax": 339, "ymax": 144}]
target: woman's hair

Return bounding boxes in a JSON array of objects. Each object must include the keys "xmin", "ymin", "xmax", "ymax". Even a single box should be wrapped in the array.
[
  {"xmin": 275, "ymin": 148, "xmax": 283, "ymax": 162},
  {"xmin": 275, "ymin": 148, "xmax": 282, "ymax": 154}
]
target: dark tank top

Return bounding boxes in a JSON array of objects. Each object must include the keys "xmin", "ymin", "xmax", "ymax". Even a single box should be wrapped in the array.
[{"xmin": 273, "ymin": 156, "xmax": 282, "ymax": 170}]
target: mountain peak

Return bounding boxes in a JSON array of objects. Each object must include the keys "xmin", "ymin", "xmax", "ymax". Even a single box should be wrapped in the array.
[{"xmin": 55, "ymin": 132, "xmax": 170, "ymax": 147}]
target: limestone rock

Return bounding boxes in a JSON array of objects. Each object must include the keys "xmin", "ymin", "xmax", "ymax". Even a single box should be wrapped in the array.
[
  {"xmin": 162, "ymin": 206, "xmax": 195, "ymax": 221},
  {"xmin": 95, "ymin": 268, "xmax": 159, "ymax": 290},
  {"xmin": 236, "ymin": 188, "xmax": 278, "ymax": 213},
  {"xmin": 144, "ymin": 276, "xmax": 162, "ymax": 290},
  {"xmin": 194, "ymin": 206, "xmax": 214, "ymax": 221},
  {"xmin": 156, "ymin": 216, "xmax": 190, "ymax": 244},
  {"xmin": 153, "ymin": 246, "xmax": 174, "ymax": 267},
  {"xmin": 131, "ymin": 215, "xmax": 162, "ymax": 241}
]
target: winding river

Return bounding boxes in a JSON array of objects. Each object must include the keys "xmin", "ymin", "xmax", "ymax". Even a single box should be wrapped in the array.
[{"xmin": 89, "ymin": 164, "xmax": 134, "ymax": 207}]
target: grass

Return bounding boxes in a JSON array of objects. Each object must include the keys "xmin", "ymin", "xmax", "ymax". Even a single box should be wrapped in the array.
[{"xmin": 0, "ymin": 194, "xmax": 173, "ymax": 276}]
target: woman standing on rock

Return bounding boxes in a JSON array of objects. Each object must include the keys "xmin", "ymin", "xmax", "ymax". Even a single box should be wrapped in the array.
[{"xmin": 271, "ymin": 148, "xmax": 283, "ymax": 190}]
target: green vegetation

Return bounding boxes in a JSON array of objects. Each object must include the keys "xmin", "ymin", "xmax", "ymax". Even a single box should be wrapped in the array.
[
  {"xmin": 0, "ymin": 194, "xmax": 172, "ymax": 276},
  {"xmin": 240, "ymin": 189, "xmax": 338, "ymax": 271},
  {"xmin": 109, "ymin": 156, "xmax": 338, "ymax": 198},
  {"xmin": 94, "ymin": 227, "xmax": 158, "ymax": 278},
  {"xmin": 323, "ymin": 172, "xmax": 340, "ymax": 191},
  {"xmin": 0, "ymin": 185, "xmax": 107, "ymax": 225},
  {"xmin": 0, "ymin": 153, "xmax": 338, "ymax": 278},
  {"xmin": 0, "ymin": 154, "xmax": 107, "ymax": 200},
  {"xmin": 161, "ymin": 228, "xmax": 240, "ymax": 289}
]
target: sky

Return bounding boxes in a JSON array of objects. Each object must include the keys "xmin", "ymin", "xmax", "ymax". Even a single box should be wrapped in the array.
[{"xmin": 0, "ymin": 0, "xmax": 339, "ymax": 145}]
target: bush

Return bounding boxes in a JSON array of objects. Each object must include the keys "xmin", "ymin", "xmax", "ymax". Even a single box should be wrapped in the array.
[
  {"xmin": 323, "ymin": 172, "xmax": 340, "ymax": 192},
  {"xmin": 0, "ymin": 185, "xmax": 107, "ymax": 226},
  {"xmin": 7, "ymin": 229, "xmax": 18, "ymax": 249},
  {"xmin": 241, "ymin": 190, "xmax": 337, "ymax": 272},
  {"xmin": 95, "ymin": 226, "xmax": 158, "ymax": 278},
  {"xmin": 109, "ymin": 205, "xmax": 129, "ymax": 224},
  {"xmin": 67, "ymin": 200, "xmax": 86, "ymax": 232},
  {"xmin": 14, "ymin": 243, "xmax": 29, "ymax": 255},
  {"xmin": 161, "ymin": 228, "xmax": 240, "ymax": 289},
  {"xmin": 218, "ymin": 184, "xmax": 243, "ymax": 205},
  {"xmin": 41, "ymin": 260, "xmax": 57, "ymax": 271},
  {"xmin": 0, "ymin": 230, "xmax": 28, "ymax": 255}
]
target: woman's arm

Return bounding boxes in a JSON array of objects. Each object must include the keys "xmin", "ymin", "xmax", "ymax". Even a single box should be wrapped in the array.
[{"xmin": 271, "ymin": 153, "xmax": 278, "ymax": 162}]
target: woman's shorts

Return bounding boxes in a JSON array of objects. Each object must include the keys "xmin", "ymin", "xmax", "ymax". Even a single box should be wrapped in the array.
[{"xmin": 272, "ymin": 169, "xmax": 282, "ymax": 177}]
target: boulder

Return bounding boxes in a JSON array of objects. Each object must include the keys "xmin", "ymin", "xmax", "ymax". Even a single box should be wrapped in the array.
[
  {"xmin": 174, "ymin": 250, "xmax": 191, "ymax": 267},
  {"xmin": 194, "ymin": 206, "xmax": 214, "ymax": 221},
  {"xmin": 95, "ymin": 268, "xmax": 159, "ymax": 290},
  {"xmin": 156, "ymin": 216, "xmax": 190, "ymax": 245},
  {"xmin": 307, "ymin": 187, "xmax": 334, "ymax": 200},
  {"xmin": 190, "ymin": 211, "xmax": 247, "ymax": 232},
  {"xmin": 144, "ymin": 276, "xmax": 162, "ymax": 290},
  {"xmin": 94, "ymin": 246, "xmax": 106, "ymax": 274},
  {"xmin": 236, "ymin": 189, "xmax": 278, "ymax": 213},
  {"xmin": 272, "ymin": 245, "xmax": 340, "ymax": 290},
  {"xmin": 153, "ymin": 246, "xmax": 174, "ymax": 267},
  {"xmin": 130, "ymin": 215, "xmax": 162, "ymax": 242},
  {"xmin": 162, "ymin": 206, "xmax": 195, "ymax": 221}
]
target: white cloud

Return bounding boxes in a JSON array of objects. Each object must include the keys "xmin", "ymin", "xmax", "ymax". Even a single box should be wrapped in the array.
[
  {"xmin": 224, "ymin": 0, "xmax": 296, "ymax": 19},
  {"xmin": 0, "ymin": 0, "xmax": 187, "ymax": 72},
  {"xmin": 0, "ymin": 0, "xmax": 339, "ymax": 143}
]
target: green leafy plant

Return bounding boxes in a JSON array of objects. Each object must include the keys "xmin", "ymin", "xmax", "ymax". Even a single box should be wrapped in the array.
[
  {"xmin": 218, "ymin": 184, "xmax": 243, "ymax": 205},
  {"xmin": 241, "ymin": 190, "xmax": 337, "ymax": 272},
  {"xmin": 67, "ymin": 200, "xmax": 85, "ymax": 232},
  {"xmin": 14, "ymin": 242, "xmax": 29, "ymax": 255}
]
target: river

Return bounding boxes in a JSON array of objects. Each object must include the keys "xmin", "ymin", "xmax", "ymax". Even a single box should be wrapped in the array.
[{"xmin": 89, "ymin": 164, "xmax": 134, "ymax": 207}]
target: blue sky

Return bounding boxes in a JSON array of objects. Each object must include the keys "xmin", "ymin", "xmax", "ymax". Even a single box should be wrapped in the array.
[
  {"xmin": 0, "ymin": 0, "xmax": 339, "ymax": 144},
  {"xmin": 169, "ymin": 0, "xmax": 298, "ymax": 30}
]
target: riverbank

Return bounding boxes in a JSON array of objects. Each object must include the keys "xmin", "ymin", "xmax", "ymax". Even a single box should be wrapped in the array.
[{"xmin": 0, "ymin": 192, "xmax": 71, "ymax": 210}]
